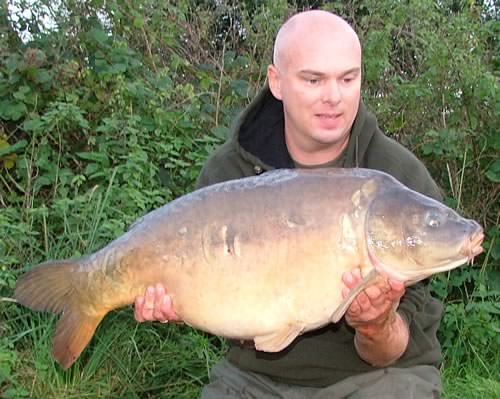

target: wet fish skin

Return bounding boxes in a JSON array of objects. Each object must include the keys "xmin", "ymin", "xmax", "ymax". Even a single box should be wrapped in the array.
[{"xmin": 14, "ymin": 168, "xmax": 484, "ymax": 369}]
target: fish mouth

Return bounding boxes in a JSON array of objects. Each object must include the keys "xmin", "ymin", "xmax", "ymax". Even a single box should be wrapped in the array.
[
  {"xmin": 405, "ymin": 230, "xmax": 484, "ymax": 279},
  {"xmin": 460, "ymin": 230, "xmax": 484, "ymax": 262},
  {"xmin": 369, "ymin": 229, "xmax": 485, "ymax": 284},
  {"xmin": 399, "ymin": 230, "xmax": 485, "ymax": 281}
]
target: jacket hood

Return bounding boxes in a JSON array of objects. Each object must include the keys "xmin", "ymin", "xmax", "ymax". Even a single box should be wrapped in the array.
[{"xmin": 232, "ymin": 85, "xmax": 379, "ymax": 170}]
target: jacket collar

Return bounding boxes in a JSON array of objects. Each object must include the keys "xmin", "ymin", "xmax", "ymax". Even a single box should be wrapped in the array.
[{"xmin": 232, "ymin": 85, "xmax": 378, "ymax": 170}]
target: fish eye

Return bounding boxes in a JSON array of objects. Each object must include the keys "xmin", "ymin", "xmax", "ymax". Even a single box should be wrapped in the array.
[
  {"xmin": 425, "ymin": 211, "xmax": 442, "ymax": 228},
  {"xmin": 429, "ymin": 218, "xmax": 440, "ymax": 227}
]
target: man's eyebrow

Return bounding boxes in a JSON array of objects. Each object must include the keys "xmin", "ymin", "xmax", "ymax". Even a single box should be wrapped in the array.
[
  {"xmin": 298, "ymin": 70, "xmax": 326, "ymax": 77},
  {"xmin": 341, "ymin": 67, "xmax": 361, "ymax": 76},
  {"xmin": 298, "ymin": 67, "xmax": 361, "ymax": 77}
]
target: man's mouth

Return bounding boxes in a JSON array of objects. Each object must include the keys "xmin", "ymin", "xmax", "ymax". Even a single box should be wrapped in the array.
[
  {"xmin": 316, "ymin": 113, "xmax": 341, "ymax": 119},
  {"xmin": 315, "ymin": 112, "xmax": 342, "ymax": 128}
]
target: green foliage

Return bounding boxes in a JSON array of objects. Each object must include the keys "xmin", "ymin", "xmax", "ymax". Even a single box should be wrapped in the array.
[
  {"xmin": 0, "ymin": 337, "xmax": 29, "ymax": 398},
  {"xmin": 0, "ymin": 0, "xmax": 498, "ymax": 397}
]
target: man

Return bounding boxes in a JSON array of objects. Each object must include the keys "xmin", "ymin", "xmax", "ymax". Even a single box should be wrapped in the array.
[{"xmin": 134, "ymin": 10, "xmax": 444, "ymax": 398}]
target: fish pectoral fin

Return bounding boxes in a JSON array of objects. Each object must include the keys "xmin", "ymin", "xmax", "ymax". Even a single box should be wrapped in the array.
[
  {"xmin": 53, "ymin": 307, "xmax": 105, "ymax": 369},
  {"xmin": 253, "ymin": 324, "xmax": 305, "ymax": 352},
  {"xmin": 330, "ymin": 268, "xmax": 379, "ymax": 323}
]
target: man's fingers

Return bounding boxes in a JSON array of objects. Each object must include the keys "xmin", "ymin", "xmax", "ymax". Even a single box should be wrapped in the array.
[
  {"xmin": 364, "ymin": 285, "xmax": 390, "ymax": 307},
  {"xmin": 343, "ymin": 269, "xmax": 406, "ymax": 324},
  {"xmin": 134, "ymin": 296, "xmax": 145, "ymax": 322},
  {"xmin": 133, "ymin": 283, "xmax": 181, "ymax": 323},
  {"xmin": 141, "ymin": 286, "xmax": 156, "ymax": 320},
  {"xmin": 388, "ymin": 279, "xmax": 405, "ymax": 297},
  {"xmin": 162, "ymin": 295, "xmax": 181, "ymax": 321},
  {"xmin": 356, "ymin": 291, "xmax": 372, "ymax": 312},
  {"xmin": 364, "ymin": 285, "xmax": 381, "ymax": 299},
  {"xmin": 144, "ymin": 286, "xmax": 155, "ymax": 309},
  {"xmin": 342, "ymin": 270, "xmax": 360, "ymax": 289},
  {"xmin": 353, "ymin": 268, "xmax": 362, "ymax": 280},
  {"xmin": 349, "ymin": 300, "xmax": 360, "ymax": 315},
  {"xmin": 153, "ymin": 283, "xmax": 167, "ymax": 320}
]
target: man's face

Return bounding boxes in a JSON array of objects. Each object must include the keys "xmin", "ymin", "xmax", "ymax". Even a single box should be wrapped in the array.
[{"xmin": 268, "ymin": 26, "xmax": 362, "ymax": 159}]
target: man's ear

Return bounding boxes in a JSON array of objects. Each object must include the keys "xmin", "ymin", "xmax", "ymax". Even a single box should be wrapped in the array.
[{"xmin": 267, "ymin": 64, "xmax": 282, "ymax": 100}]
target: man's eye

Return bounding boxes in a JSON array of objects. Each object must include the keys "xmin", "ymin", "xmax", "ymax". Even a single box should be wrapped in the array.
[{"xmin": 308, "ymin": 78, "xmax": 319, "ymax": 84}]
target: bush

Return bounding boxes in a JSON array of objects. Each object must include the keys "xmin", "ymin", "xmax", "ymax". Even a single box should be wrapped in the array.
[{"xmin": 1, "ymin": 1, "xmax": 498, "ymax": 397}]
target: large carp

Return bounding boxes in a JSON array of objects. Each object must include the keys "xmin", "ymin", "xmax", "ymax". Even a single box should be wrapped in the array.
[{"xmin": 14, "ymin": 168, "xmax": 483, "ymax": 369}]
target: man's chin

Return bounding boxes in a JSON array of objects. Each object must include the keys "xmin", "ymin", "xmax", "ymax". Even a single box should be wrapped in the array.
[{"xmin": 311, "ymin": 130, "xmax": 348, "ymax": 146}]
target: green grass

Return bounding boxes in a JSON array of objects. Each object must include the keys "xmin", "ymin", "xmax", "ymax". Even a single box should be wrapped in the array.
[
  {"xmin": 1, "ymin": 161, "xmax": 497, "ymax": 398},
  {"xmin": 1, "ymin": 302, "xmax": 498, "ymax": 398},
  {"xmin": 440, "ymin": 316, "xmax": 500, "ymax": 399},
  {"xmin": 442, "ymin": 362, "xmax": 500, "ymax": 399},
  {"xmin": 1, "ymin": 305, "xmax": 226, "ymax": 398},
  {"xmin": 1, "ymin": 0, "xmax": 498, "ymax": 397},
  {"xmin": 1, "ymin": 198, "xmax": 498, "ymax": 398}
]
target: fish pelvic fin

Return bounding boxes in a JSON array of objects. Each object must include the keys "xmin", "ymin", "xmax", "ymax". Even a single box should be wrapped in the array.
[
  {"xmin": 254, "ymin": 323, "xmax": 306, "ymax": 352},
  {"xmin": 14, "ymin": 259, "xmax": 106, "ymax": 369}
]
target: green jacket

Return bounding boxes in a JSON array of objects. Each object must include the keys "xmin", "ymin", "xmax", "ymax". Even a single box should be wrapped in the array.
[{"xmin": 195, "ymin": 86, "xmax": 444, "ymax": 387}]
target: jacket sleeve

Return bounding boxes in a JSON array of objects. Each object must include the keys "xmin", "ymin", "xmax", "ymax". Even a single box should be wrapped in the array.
[
  {"xmin": 195, "ymin": 153, "xmax": 244, "ymax": 189},
  {"xmin": 364, "ymin": 131, "xmax": 443, "ymax": 201},
  {"xmin": 398, "ymin": 281, "xmax": 432, "ymax": 326},
  {"xmin": 195, "ymin": 140, "xmax": 258, "ymax": 189}
]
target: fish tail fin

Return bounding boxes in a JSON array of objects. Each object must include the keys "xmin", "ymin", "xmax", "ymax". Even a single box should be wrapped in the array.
[
  {"xmin": 14, "ymin": 260, "xmax": 106, "ymax": 369},
  {"xmin": 53, "ymin": 308, "xmax": 105, "ymax": 369},
  {"xmin": 14, "ymin": 260, "xmax": 78, "ymax": 313}
]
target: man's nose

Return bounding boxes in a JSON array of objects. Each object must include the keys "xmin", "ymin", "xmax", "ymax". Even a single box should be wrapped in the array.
[{"xmin": 321, "ymin": 80, "xmax": 341, "ymax": 104}]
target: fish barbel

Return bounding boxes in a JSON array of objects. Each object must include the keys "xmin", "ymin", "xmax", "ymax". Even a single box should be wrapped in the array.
[{"xmin": 14, "ymin": 168, "xmax": 484, "ymax": 368}]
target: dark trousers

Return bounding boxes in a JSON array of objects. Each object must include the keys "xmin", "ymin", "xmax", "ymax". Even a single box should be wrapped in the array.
[{"xmin": 201, "ymin": 359, "xmax": 442, "ymax": 399}]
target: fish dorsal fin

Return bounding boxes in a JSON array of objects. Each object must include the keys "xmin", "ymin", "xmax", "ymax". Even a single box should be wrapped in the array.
[
  {"xmin": 253, "ymin": 323, "xmax": 306, "ymax": 352},
  {"xmin": 330, "ymin": 268, "xmax": 379, "ymax": 323}
]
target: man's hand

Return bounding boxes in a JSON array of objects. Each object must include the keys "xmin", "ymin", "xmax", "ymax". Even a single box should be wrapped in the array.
[
  {"xmin": 342, "ymin": 268, "xmax": 409, "ymax": 367},
  {"xmin": 134, "ymin": 283, "xmax": 182, "ymax": 323},
  {"xmin": 342, "ymin": 268, "xmax": 405, "ymax": 335}
]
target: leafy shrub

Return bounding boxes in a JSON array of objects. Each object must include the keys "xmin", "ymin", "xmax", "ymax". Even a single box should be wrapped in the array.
[{"xmin": 1, "ymin": 0, "xmax": 498, "ymax": 397}]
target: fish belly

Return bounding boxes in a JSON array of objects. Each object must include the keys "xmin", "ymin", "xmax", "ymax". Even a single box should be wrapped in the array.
[{"xmin": 133, "ymin": 172, "xmax": 369, "ymax": 341}]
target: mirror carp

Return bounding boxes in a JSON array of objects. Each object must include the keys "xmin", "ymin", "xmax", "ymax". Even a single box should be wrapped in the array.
[{"xmin": 14, "ymin": 168, "xmax": 484, "ymax": 369}]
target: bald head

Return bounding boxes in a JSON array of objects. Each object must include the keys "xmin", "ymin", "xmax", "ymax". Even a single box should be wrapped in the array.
[
  {"xmin": 266, "ymin": 10, "xmax": 363, "ymax": 165},
  {"xmin": 273, "ymin": 10, "xmax": 361, "ymax": 71}
]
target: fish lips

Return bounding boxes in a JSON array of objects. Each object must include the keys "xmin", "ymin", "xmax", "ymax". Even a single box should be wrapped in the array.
[
  {"xmin": 367, "ymin": 222, "xmax": 484, "ymax": 284},
  {"xmin": 459, "ymin": 225, "xmax": 484, "ymax": 261}
]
